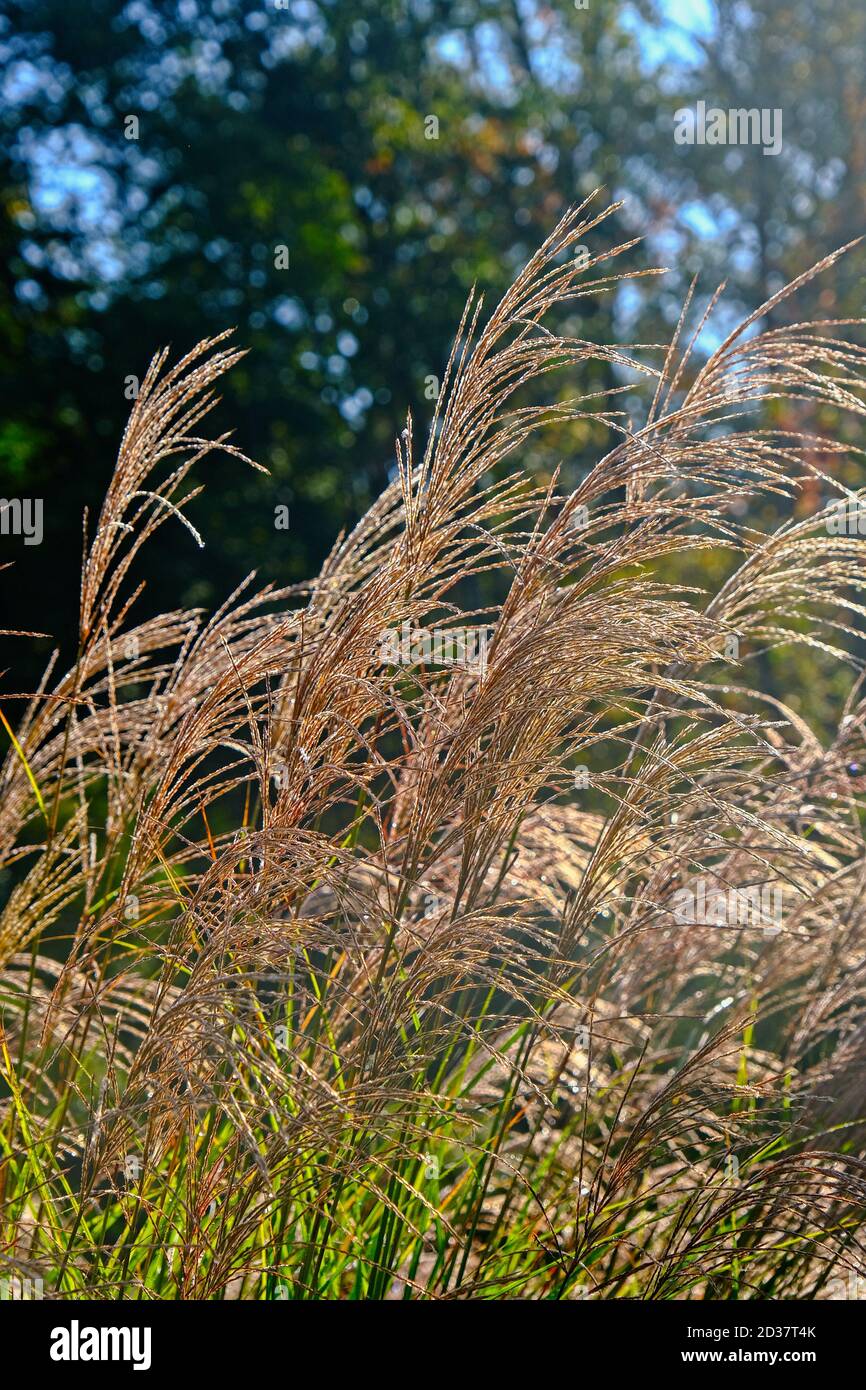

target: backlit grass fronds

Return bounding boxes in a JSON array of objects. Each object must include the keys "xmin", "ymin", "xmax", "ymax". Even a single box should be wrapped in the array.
[{"xmin": 2, "ymin": 198, "xmax": 866, "ymax": 1300}]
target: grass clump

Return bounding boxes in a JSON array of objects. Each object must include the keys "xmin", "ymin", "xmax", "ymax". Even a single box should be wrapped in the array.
[{"xmin": 2, "ymin": 197, "xmax": 866, "ymax": 1300}]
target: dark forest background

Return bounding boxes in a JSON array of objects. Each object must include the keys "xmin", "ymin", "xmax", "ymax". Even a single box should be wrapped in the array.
[{"xmin": 2, "ymin": 0, "xmax": 865, "ymax": 714}]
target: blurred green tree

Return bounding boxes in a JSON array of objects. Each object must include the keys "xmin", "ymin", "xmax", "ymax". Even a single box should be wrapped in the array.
[
  {"xmin": 0, "ymin": 0, "xmax": 686, "ymax": 684},
  {"xmin": 2, "ymin": 0, "xmax": 863, "ymax": 719}
]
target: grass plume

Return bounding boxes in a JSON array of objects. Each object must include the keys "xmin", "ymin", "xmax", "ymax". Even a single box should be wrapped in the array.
[{"xmin": 2, "ymin": 198, "xmax": 866, "ymax": 1300}]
